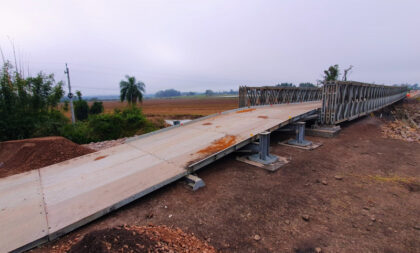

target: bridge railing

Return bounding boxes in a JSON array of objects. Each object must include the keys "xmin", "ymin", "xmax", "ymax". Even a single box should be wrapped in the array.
[
  {"xmin": 238, "ymin": 86, "xmax": 322, "ymax": 107},
  {"xmin": 320, "ymin": 81, "xmax": 408, "ymax": 125}
]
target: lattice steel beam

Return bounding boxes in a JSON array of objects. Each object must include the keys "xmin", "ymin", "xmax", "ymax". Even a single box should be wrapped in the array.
[
  {"xmin": 320, "ymin": 81, "xmax": 407, "ymax": 125},
  {"xmin": 239, "ymin": 86, "xmax": 322, "ymax": 107}
]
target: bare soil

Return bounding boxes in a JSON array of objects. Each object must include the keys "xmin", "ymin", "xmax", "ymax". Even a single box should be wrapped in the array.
[
  {"xmin": 67, "ymin": 225, "xmax": 216, "ymax": 253},
  {"xmin": 0, "ymin": 136, "xmax": 94, "ymax": 178},
  {"xmin": 31, "ymin": 99, "xmax": 420, "ymax": 253}
]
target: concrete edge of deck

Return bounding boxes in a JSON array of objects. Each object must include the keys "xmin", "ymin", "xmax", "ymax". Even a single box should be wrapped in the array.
[
  {"xmin": 46, "ymin": 108, "xmax": 319, "ymax": 245},
  {"xmin": 10, "ymin": 103, "xmax": 321, "ymax": 253}
]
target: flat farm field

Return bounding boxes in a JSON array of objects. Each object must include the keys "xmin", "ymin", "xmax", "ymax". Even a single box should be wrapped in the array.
[{"xmin": 64, "ymin": 97, "xmax": 238, "ymax": 120}]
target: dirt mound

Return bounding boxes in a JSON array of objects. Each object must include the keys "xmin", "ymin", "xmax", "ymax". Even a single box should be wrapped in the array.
[
  {"xmin": 68, "ymin": 225, "xmax": 216, "ymax": 253},
  {"xmin": 0, "ymin": 136, "xmax": 94, "ymax": 178}
]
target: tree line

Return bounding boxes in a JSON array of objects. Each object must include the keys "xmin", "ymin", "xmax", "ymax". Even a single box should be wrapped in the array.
[{"xmin": 0, "ymin": 64, "xmax": 156, "ymax": 143}]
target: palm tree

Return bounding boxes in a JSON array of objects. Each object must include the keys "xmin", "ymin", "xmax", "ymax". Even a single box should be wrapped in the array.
[
  {"xmin": 323, "ymin": 64, "xmax": 340, "ymax": 81},
  {"xmin": 119, "ymin": 75, "xmax": 145, "ymax": 106}
]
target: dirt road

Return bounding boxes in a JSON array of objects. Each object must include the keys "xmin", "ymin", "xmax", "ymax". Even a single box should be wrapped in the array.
[{"xmin": 31, "ymin": 106, "xmax": 420, "ymax": 252}]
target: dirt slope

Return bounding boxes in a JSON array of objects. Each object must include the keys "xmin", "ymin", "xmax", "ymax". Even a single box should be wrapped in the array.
[{"xmin": 0, "ymin": 136, "xmax": 94, "ymax": 178}]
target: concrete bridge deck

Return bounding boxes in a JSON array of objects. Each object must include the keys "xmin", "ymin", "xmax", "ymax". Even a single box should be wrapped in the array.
[{"xmin": 0, "ymin": 101, "xmax": 320, "ymax": 252}]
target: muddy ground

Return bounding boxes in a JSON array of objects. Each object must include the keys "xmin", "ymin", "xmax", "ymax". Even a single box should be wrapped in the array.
[{"xmin": 31, "ymin": 104, "xmax": 420, "ymax": 252}]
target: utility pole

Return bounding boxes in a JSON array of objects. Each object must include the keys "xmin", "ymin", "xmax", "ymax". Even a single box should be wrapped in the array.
[{"xmin": 64, "ymin": 63, "xmax": 76, "ymax": 124}]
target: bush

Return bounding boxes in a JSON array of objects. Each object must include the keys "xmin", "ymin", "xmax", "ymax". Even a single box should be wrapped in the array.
[
  {"xmin": 120, "ymin": 107, "xmax": 147, "ymax": 133},
  {"xmin": 59, "ymin": 122, "xmax": 93, "ymax": 144},
  {"xmin": 88, "ymin": 113, "xmax": 124, "ymax": 141},
  {"xmin": 90, "ymin": 101, "xmax": 104, "ymax": 115},
  {"xmin": 32, "ymin": 110, "xmax": 69, "ymax": 137},
  {"xmin": 74, "ymin": 99, "xmax": 89, "ymax": 121},
  {"xmin": 60, "ymin": 106, "xmax": 151, "ymax": 144}
]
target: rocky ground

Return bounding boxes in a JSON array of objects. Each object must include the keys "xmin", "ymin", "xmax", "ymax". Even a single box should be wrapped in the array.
[
  {"xmin": 82, "ymin": 137, "xmax": 129, "ymax": 151},
  {"xmin": 380, "ymin": 96, "xmax": 420, "ymax": 143}
]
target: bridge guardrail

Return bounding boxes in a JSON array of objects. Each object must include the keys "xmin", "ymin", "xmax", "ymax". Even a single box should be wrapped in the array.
[
  {"xmin": 238, "ymin": 86, "xmax": 322, "ymax": 107},
  {"xmin": 320, "ymin": 81, "xmax": 408, "ymax": 125}
]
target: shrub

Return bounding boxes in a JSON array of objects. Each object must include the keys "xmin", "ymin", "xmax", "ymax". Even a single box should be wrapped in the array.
[
  {"xmin": 74, "ymin": 99, "xmax": 89, "ymax": 121},
  {"xmin": 90, "ymin": 101, "xmax": 104, "ymax": 115},
  {"xmin": 88, "ymin": 113, "xmax": 124, "ymax": 141},
  {"xmin": 0, "ymin": 63, "xmax": 66, "ymax": 141},
  {"xmin": 59, "ymin": 122, "xmax": 93, "ymax": 144},
  {"xmin": 60, "ymin": 106, "xmax": 151, "ymax": 144},
  {"xmin": 33, "ymin": 110, "xmax": 69, "ymax": 137},
  {"xmin": 120, "ymin": 107, "xmax": 147, "ymax": 134}
]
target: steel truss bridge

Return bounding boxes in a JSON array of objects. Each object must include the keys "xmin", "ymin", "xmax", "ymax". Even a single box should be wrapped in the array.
[
  {"xmin": 1, "ymin": 81, "xmax": 407, "ymax": 252},
  {"xmin": 239, "ymin": 81, "xmax": 407, "ymax": 125}
]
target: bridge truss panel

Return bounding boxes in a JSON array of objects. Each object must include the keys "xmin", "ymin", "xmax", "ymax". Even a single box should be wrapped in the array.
[
  {"xmin": 320, "ymin": 81, "xmax": 407, "ymax": 125},
  {"xmin": 238, "ymin": 86, "xmax": 322, "ymax": 107}
]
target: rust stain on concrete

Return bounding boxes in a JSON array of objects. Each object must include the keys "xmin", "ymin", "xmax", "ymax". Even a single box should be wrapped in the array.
[
  {"xmin": 197, "ymin": 135, "xmax": 237, "ymax": 155},
  {"xmin": 236, "ymin": 108, "xmax": 256, "ymax": 114},
  {"xmin": 94, "ymin": 155, "xmax": 108, "ymax": 161}
]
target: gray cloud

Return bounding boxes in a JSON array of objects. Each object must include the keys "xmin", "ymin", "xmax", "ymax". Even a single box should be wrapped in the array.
[{"xmin": 1, "ymin": 0, "xmax": 419, "ymax": 95}]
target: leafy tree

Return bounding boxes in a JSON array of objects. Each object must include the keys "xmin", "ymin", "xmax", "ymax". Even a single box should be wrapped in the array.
[
  {"xmin": 74, "ymin": 90, "xmax": 89, "ymax": 121},
  {"xmin": 0, "ymin": 62, "xmax": 158, "ymax": 143},
  {"xmin": 276, "ymin": 83, "xmax": 294, "ymax": 87},
  {"xmin": 155, "ymin": 89, "xmax": 181, "ymax": 98},
  {"xmin": 89, "ymin": 101, "xmax": 104, "ymax": 115},
  {"xmin": 119, "ymin": 75, "xmax": 145, "ymax": 106},
  {"xmin": 76, "ymin": 90, "xmax": 82, "ymax": 100},
  {"xmin": 0, "ymin": 62, "xmax": 67, "ymax": 141},
  {"xmin": 299, "ymin": 82, "xmax": 316, "ymax": 88},
  {"xmin": 205, "ymin": 89, "xmax": 214, "ymax": 96},
  {"xmin": 323, "ymin": 65, "xmax": 340, "ymax": 81},
  {"xmin": 185, "ymin": 91, "xmax": 196, "ymax": 96}
]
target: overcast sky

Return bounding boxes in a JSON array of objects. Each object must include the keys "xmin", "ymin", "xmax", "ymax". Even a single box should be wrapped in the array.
[{"xmin": 1, "ymin": 0, "xmax": 419, "ymax": 95}]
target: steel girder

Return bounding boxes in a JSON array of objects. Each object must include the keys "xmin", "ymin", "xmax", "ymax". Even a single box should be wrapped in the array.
[
  {"xmin": 238, "ymin": 86, "xmax": 322, "ymax": 107},
  {"xmin": 320, "ymin": 81, "xmax": 407, "ymax": 125}
]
